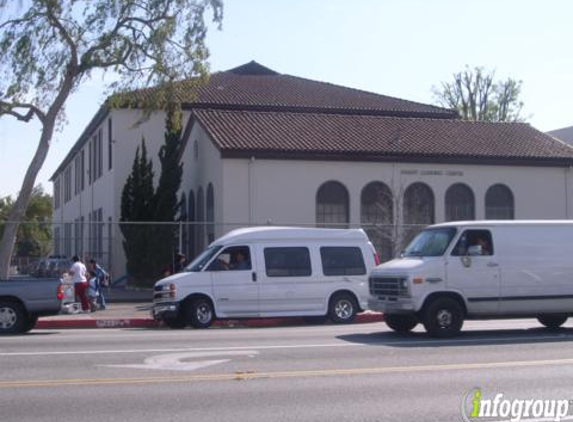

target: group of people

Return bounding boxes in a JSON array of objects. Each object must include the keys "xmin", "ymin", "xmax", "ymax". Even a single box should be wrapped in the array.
[{"xmin": 67, "ymin": 255, "xmax": 109, "ymax": 313}]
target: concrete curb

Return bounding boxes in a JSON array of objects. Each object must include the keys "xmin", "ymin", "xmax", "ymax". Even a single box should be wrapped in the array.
[{"xmin": 36, "ymin": 312, "xmax": 384, "ymax": 330}]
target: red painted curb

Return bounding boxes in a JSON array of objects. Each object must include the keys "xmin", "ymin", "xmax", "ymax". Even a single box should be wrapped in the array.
[{"xmin": 36, "ymin": 312, "xmax": 384, "ymax": 330}]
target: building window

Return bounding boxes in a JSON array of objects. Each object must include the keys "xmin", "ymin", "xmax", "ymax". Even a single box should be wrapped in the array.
[
  {"xmin": 197, "ymin": 187, "xmax": 205, "ymax": 252},
  {"xmin": 316, "ymin": 181, "xmax": 349, "ymax": 228},
  {"xmin": 194, "ymin": 140, "xmax": 199, "ymax": 160},
  {"xmin": 445, "ymin": 183, "xmax": 475, "ymax": 221},
  {"xmin": 206, "ymin": 184, "xmax": 215, "ymax": 244},
  {"xmin": 403, "ymin": 182, "xmax": 435, "ymax": 246},
  {"xmin": 64, "ymin": 166, "xmax": 72, "ymax": 203},
  {"xmin": 88, "ymin": 208, "xmax": 104, "ymax": 261},
  {"xmin": 74, "ymin": 155, "xmax": 81, "ymax": 196},
  {"xmin": 81, "ymin": 149, "xmax": 85, "ymax": 191},
  {"xmin": 54, "ymin": 178, "xmax": 61, "ymax": 210},
  {"xmin": 485, "ymin": 184, "xmax": 514, "ymax": 219},
  {"xmin": 188, "ymin": 190, "xmax": 196, "ymax": 259},
  {"xmin": 64, "ymin": 222, "xmax": 72, "ymax": 257},
  {"xmin": 108, "ymin": 118, "xmax": 113, "ymax": 170},
  {"xmin": 361, "ymin": 181, "xmax": 393, "ymax": 262}
]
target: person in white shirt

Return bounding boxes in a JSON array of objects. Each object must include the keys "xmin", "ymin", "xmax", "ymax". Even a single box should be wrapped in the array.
[{"xmin": 69, "ymin": 255, "xmax": 90, "ymax": 312}]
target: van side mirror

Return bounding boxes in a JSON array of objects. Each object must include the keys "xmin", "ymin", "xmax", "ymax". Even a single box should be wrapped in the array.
[{"xmin": 467, "ymin": 245, "xmax": 482, "ymax": 256}]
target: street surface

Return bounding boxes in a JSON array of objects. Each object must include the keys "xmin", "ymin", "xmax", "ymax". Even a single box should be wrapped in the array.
[{"xmin": 3, "ymin": 320, "xmax": 573, "ymax": 421}]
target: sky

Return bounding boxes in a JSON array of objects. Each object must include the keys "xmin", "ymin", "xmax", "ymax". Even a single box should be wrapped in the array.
[{"xmin": 1, "ymin": 0, "xmax": 572, "ymax": 198}]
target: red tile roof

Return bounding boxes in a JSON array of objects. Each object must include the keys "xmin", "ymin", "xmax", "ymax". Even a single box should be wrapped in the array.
[
  {"xmin": 123, "ymin": 61, "xmax": 457, "ymax": 119},
  {"xmin": 193, "ymin": 109, "xmax": 573, "ymax": 166}
]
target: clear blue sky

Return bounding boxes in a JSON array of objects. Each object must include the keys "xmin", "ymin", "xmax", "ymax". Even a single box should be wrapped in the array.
[{"xmin": 1, "ymin": 0, "xmax": 572, "ymax": 198}]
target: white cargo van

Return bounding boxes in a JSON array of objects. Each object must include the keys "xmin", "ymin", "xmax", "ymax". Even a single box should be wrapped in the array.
[
  {"xmin": 153, "ymin": 227, "xmax": 378, "ymax": 328},
  {"xmin": 368, "ymin": 220, "xmax": 573, "ymax": 338}
]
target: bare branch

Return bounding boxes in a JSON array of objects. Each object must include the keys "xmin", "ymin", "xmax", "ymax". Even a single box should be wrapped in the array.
[{"xmin": 0, "ymin": 100, "xmax": 45, "ymax": 123}]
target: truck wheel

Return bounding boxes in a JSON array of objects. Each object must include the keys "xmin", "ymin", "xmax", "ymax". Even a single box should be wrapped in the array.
[
  {"xmin": 385, "ymin": 314, "xmax": 418, "ymax": 333},
  {"xmin": 186, "ymin": 297, "xmax": 215, "ymax": 329},
  {"xmin": 22, "ymin": 315, "xmax": 39, "ymax": 333},
  {"xmin": 422, "ymin": 297, "xmax": 464, "ymax": 338},
  {"xmin": 328, "ymin": 293, "xmax": 358, "ymax": 324},
  {"xmin": 537, "ymin": 314, "xmax": 568, "ymax": 329},
  {"xmin": 0, "ymin": 301, "xmax": 26, "ymax": 335}
]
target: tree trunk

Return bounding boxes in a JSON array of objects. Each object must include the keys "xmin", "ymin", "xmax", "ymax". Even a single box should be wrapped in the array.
[{"xmin": 0, "ymin": 120, "xmax": 55, "ymax": 279}]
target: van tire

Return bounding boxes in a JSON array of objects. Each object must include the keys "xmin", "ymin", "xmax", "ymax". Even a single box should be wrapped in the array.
[
  {"xmin": 537, "ymin": 314, "xmax": 568, "ymax": 329},
  {"xmin": 422, "ymin": 297, "xmax": 464, "ymax": 338},
  {"xmin": 0, "ymin": 300, "xmax": 26, "ymax": 335},
  {"xmin": 186, "ymin": 297, "xmax": 215, "ymax": 329},
  {"xmin": 385, "ymin": 314, "xmax": 418, "ymax": 333},
  {"xmin": 328, "ymin": 293, "xmax": 358, "ymax": 324}
]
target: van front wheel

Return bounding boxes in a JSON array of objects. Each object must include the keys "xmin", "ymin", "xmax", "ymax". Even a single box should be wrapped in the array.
[
  {"xmin": 385, "ymin": 314, "xmax": 418, "ymax": 333},
  {"xmin": 537, "ymin": 314, "xmax": 568, "ymax": 329},
  {"xmin": 186, "ymin": 298, "xmax": 215, "ymax": 329},
  {"xmin": 422, "ymin": 297, "xmax": 464, "ymax": 338},
  {"xmin": 328, "ymin": 293, "xmax": 358, "ymax": 324}
]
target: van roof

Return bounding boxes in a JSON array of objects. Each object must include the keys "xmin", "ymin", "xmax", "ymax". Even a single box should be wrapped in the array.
[
  {"xmin": 212, "ymin": 226, "xmax": 369, "ymax": 245},
  {"xmin": 430, "ymin": 220, "xmax": 573, "ymax": 229}
]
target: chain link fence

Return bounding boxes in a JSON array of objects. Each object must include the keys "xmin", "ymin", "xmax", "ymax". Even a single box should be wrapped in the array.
[{"xmin": 4, "ymin": 221, "xmax": 427, "ymax": 284}]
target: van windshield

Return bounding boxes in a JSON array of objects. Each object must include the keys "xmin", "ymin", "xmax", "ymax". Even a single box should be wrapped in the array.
[
  {"xmin": 402, "ymin": 228, "xmax": 457, "ymax": 257},
  {"xmin": 185, "ymin": 245, "xmax": 223, "ymax": 272}
]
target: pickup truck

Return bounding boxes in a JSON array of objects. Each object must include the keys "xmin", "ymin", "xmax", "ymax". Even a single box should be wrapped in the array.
[{"xmin": 0, "ymin": 278, "xmax": 65, "ymax": 334}]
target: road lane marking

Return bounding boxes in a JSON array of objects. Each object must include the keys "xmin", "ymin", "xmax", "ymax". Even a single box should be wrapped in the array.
[
  {"xmin": 3, "ymin": 332, "xmax": 573, "ymax": 357},
  {"xmin": 4, "ymin": 356, "xmax": 573, "ymax": 389},
  {"xmin": 104, "ymin": 350, "xmax": 259, "ymax": 371}
]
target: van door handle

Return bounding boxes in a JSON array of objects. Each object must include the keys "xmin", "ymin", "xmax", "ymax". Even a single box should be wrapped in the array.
[
  {"xmin": 487, "ymin": 262, "xmax": 499, "ymax": 267},
  {"xmin": 252, "ymin": 272, "xmax": 257, "ymax": 282}
]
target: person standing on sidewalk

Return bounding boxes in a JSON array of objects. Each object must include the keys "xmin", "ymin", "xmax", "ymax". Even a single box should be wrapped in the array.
[
  {"xmin": 88, "ymin": 259, "xmax": 108, "ymax": 310},
  {"xmin": 69, "ymin": 255, "xmax": 90, "ymax": 312}
]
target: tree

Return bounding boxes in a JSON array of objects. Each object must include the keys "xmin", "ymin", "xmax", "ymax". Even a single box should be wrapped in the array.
[
  {"xmin": 120, "ymin": 139, "xmax": 157, "ymax": 285},
  {"xmin": 151, "ymin": 104, "xmax": 184, "ymax": 275},
  {"xmin": 0, "ymin": 185, "xmax": 52, "ymax": 260},
  {"xmin": 432, "ymin": 66, "xmax": 525, "ymax": 122},
  {"xmin": 0, "ymin": 0, "xmax": 223, "ymax": 279}
]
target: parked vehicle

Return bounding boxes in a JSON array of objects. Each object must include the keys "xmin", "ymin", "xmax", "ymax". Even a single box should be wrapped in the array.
[
  {"xmin": 153, "ymin": 226, "xmax": 379, "ymax": 328},
  {"xmin": 32, "ymin": 255, "xmax": 68, "ymax": 278},
  {"xmin": 0, "ymin": 278, "xmax": 65, "ymax": 334},
  {"xmin": 368, "ymin": 220, "xmax": 573, "ymax": 338}
]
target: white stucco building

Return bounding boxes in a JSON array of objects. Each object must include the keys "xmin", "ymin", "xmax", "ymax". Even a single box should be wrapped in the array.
[{"xmin": 51, "ymin": 62, "xmax": 573, "ymax": 279}]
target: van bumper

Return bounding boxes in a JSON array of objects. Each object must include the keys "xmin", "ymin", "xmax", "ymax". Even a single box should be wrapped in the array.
[
  {"xmin": 152, "ymin": 302, "xmax": 180, "ymax": 321},
  {"xmin": 368, "ymin": 298, "xmax": 416, "ymax": 313}
]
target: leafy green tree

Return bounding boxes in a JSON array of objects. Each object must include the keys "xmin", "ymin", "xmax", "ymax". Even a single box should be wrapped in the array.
[
  {"xmin": 0, "ymin": 0, "xmax": 223, "ymax": 279},
  {"xmin": 432, "ymin": 66, "xmax": 525, "ymax": 122},
  {"xmin": 120, "ymin": 140, "xmax": 157, "ymax": 285},
  {"xmin": 0, "ymin": 186, "xmax": 52, "ymax": 259},
  {"xmin": 151, "ymin": 104, "xmax": 184, "ymax": 276}
]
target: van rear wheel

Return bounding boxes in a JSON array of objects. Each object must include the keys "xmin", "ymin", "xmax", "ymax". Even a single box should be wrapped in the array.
[
  {"xmin": 422, "ymin": 297, "xmax": 464, "ymax": 338},
  {"xmin": 537, "ymin": 314, "xmax": 568, "ymax": 329},
  {"xmin": 385, "ymin": 314, "xmax": 418, "ymax": 333},
  {"xmin": 328, "ymin": 293, "xmax": 358, "ymax": 324}
]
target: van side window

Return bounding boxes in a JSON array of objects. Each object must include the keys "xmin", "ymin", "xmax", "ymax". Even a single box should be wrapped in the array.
[
  {"xmin": 320, "ymin": 247, "xmax": 366, "ymax": 276},
  {"xmin": 264, "ymin": 247, "xmax": 312, "ymax": 277},
  {"xmin": 207, "ymin": 246, "xmax": 251, "ymax": 271},
  {"xmin": 451, "ymin": 230, "xmax": 494, "ymax": 256}
]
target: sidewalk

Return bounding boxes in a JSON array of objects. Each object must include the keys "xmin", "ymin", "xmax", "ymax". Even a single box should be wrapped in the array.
[{"xmin": 37, "ymin": 288, "xmax": 384, "ymax": 329}]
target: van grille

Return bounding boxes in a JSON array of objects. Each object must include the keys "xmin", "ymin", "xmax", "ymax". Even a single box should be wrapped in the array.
[{"xmin": 369, "ymin": 277, "xmax": 409, "ymax": 298}]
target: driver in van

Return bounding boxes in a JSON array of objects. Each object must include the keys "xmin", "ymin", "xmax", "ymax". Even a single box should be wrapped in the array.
[{"xmin": 474, "ymin": 236, "xmax": 491, "ymax": 255}]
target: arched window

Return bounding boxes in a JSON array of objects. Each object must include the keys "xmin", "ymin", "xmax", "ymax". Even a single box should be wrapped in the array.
[
  {"xmin": 361, "ymin": 182, "xmax": 393, "ymax": 262},
  {"xmin": 196, "ymin": 187, "xmax": 205, "ymax": 252},
  {"xmin": 188, "ymin": 190, "xmax": 196, "ymax": 259},
  {"xmin": 445, "ymin": 183, "xmax": 475, "ymax": 221},
  {"xmin": 206, "ymin": 183, "xmax": 215, "ymax": 244},
  {"xmin": 316, "ymin": 181, "xmax": 349, "ymax": 228},
  {"xmin": 403, "ymin": 182, "xmax": 435, "ymax": 247},
  {"xmin": 485, "ymin": 184, "xmax": 514, "ymax": 219},
  {"xmin": 178, "ymin": 193, "xmax": 187, "ymax": 257}
]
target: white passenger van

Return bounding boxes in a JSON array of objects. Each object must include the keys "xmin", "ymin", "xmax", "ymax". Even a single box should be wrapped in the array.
[
  {"xmin": 368, "ymin": 220, "xmax": 573, "ymax": 338},
  {"xmin": 153, "ymin": 227, "xmax": 378, "ymax": 328}
]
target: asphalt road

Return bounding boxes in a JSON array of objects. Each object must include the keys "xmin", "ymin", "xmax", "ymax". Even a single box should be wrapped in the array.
[{"xmin": 4, "ymin": 320, "xmax": 573, "ymax": 422}]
